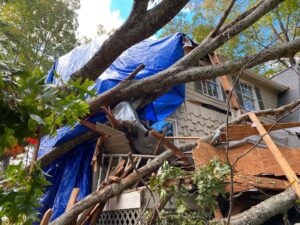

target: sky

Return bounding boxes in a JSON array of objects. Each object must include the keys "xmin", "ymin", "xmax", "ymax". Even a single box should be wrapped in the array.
[{"xmin": 77, "ymin": 0, "xmax": 133, "ymax": 39}]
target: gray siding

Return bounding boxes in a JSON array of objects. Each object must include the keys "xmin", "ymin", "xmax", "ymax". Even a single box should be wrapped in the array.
[
  {"xmin": 272, "ymin": 65, "xmax": 300, "ymax": 122},
  {"xmin": 167, "ymin": 78, "xmax": 279, "ymax": 142}
]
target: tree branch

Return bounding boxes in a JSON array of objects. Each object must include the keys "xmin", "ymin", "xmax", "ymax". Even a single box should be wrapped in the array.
[
  {"xmin": 87, "ymin": 38, "xmax": 300, "ymax": 116},
  {"xmin": 71, "ymin": 0, "xmax": 189, "ymax": 81},
  {"xmin": 215, "ymin": 188, "xmax": 297, "ymax": 225},
  {"xmin": 209, "ymin": 0, "xmax": 236, "ymax": 38},
  {"xmin": 180, "ymin": 0, "xmax": 283, "ymax": 68},
  {"xmin": 216, "ymin": 0, "xmax": 263, "ymax": 35},
  {"xmin": 47, "ymin": 99, "xmax": 300, "ymax": 225}
]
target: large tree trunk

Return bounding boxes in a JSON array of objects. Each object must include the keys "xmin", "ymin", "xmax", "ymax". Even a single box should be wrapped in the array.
[
  {"xmin": 87, "ymin": 38, "xmax": 300, "ymax": 116},
  {"xmin": 217, "ymin": 188, "xmax": 297, "ymax": 225},
  {"xmin": 71, "ymin": 0, "xmax": 189, "ymax": 81}
]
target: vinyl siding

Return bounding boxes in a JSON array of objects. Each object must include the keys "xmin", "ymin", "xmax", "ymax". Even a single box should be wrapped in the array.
[
  {"xmin": 272, "ymin": 65, "xmax": 300, "ymax": 122},
  {"xmin": 165, "ymin": 76, "xmax": 280, "ymax": 140}
]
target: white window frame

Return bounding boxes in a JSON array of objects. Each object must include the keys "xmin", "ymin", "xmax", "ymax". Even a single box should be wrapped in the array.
[
  {"xmin": 194, "ymin": 78, "xmax": 224, "ymax": 101},
  {"xmin": 239, "ymin": 80, "xmax": 259, "ymax": 111}
]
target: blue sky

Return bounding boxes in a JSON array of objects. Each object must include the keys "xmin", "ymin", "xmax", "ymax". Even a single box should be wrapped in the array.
[
  {"xmin": 77, "ymin": 0, "xmax": 134, "ymax": 39},
  {"xmin": 77, "ymin": 0, "xmax": 177, "ymax": 39},
  {"xmin": 111, "ymin": 0, "xmax": 132, "ymax": 19}
]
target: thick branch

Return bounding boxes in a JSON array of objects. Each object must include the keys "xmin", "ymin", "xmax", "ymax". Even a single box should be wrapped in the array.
[
  {"xmin": 48, "ymin": 96, "xmax": 300, "ymax": 224},
  {"xmin": 71, "ymin": 0, "xmax": 189, "ymax": 81},
  {"xmin": 88, "ymin": 38, "xmax": 300, "ymax": 116},
  {"xmin": 209, "ymin": 0, "xmax": 236, "ymax": 38},
  {"xmin": 179, "ymin": 0, "xmax": 283, "ymax": 68},
  {"xmin": 216, "ymin": 188, "xmax": 297, "ymax": 225},
  {"xmin": 216, "ymin": 0, "xmax": 263, "ymax": 35}
]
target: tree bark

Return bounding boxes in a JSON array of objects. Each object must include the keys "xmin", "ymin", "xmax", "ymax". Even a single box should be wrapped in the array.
[
  {"xmin": 87, "ymin": 38, "xmax": 300, "ymax": 116},
  {"xmin": 71, "ymin": 0, "xmax": 189, "ymax": 81},
  {"xmin": 215, "ymin": 188, "xmax": 297, "ymax": 225},
  {"xmin": 46, "ymin": 98, "xmax": 300, "ymax": 225}
]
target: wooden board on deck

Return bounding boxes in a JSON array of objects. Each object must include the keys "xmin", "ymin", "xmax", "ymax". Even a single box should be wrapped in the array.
[
  {"xmin": 95, "ymin": 122, "xmax": 131, "ymax": 154},
  {"xmin": 193, "ymin": 141, "xmax": 300, "ymax": 176},
  {"xmin": 220, "ymin": 122, "xmax": 300, "ymax": 141}
]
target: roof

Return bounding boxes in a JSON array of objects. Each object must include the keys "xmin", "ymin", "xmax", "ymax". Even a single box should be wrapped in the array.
[
  {"xmin": 199, "ymin": 55, "xmax": 289, "ymax": 93},
  {"xmin": 271, "ymin": 63, "xmax": 300, "ymax": 79},
  {"xmin": 242, "ymin": 70, "xmax": 289, "ymax": 93}
]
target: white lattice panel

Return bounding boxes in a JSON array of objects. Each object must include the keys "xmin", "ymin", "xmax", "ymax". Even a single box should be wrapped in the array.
[{"xmin": 98, "ymin": 209, "xmax": 141, "ymax": 225}]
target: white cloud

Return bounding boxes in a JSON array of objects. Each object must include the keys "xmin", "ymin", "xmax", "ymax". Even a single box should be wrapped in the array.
[{"xmin": 77, "ymin": 0, "xmax": 124, "ymax": 39}]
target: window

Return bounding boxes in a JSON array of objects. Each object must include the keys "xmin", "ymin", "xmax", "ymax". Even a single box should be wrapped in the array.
[
  {"xmin": 234, "ymin": 80, "xmax": 264, "ymax": 111},
  {"xmin": 194, "ymin": 78, "xmax": 222, "ymax": 100},
  {"xmin": 151, "ymin": 119, "xmax": 177, "ymax": 137},
  {"xmin": 240, "ymin": 82, "xmax": 256, "ymax": 111}
]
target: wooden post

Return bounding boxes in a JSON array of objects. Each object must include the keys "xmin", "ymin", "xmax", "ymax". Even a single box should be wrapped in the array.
[
  {"xmin": 248, "ymin": 112, "xmax": 300, "ymax": 198},
  {"xmin": 40, "ymin": 208, "xmax": 53, "ymax": 225}
]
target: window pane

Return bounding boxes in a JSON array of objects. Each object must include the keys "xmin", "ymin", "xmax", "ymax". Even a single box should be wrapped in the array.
[{"xmin": 151, "ymin": 120, "xmax": 174, "ymax": 136}]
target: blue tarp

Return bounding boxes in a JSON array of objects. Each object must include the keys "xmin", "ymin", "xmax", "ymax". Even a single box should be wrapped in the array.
[{"xmin": 38, "ymin": 33, "xmax": 188, "ymax": 221}]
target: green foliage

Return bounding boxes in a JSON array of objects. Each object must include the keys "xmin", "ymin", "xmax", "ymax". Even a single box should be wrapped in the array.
[
  {"xmin": 0, "ymin": 58, "xmax": 95, "ymax": 223},
  {"xmin": 0, "ymin": 0, "xmax": 79, "ymax": 71},
  {"xmin": 161, "ymin": 0, "xmax": 299, "ymax": 76},
  {"xmin": 0, "ymin": 59, "xmax": 95, "ymax": 155},
  {"xmin": 0, "ymin": 163, "xmax": 50, "ymax": 224},
  {"xmin": 192, "ymin": 159, "xmax": 230, "ymax": 216},
  {"xmin": 150, "ymin": 159, "xmax": 230, "ymax": 224}
]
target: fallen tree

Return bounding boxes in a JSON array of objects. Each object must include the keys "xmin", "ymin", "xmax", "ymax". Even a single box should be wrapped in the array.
[
  {"xmin": 49, "ymin": 99, "xmax": 300, "ymax": 225},
  {"xmin": 38, "ymin": 0, "xmax": 300, "ymax": 224},
  {"xmin": 219, "ymin": 188, "xmax": 297, "ymax": 225}
]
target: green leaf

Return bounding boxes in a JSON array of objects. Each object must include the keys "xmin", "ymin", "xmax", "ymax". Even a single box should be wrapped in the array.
[{"xmin": 29, "ymin": 114, "xmax": 46, "ymax": 126}]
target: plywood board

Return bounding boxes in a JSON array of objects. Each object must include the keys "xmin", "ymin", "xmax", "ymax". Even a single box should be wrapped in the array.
[
  {"xmin": 96, "ymin": 122, "xmax": 123, "ymax": 136},
  {"xmin": 220, "ymin": 122, "xmax": 300, "ymax": 141},
  {"xmin": 193, "ymin": 141, "xmax": 300, "ymax": 176}
]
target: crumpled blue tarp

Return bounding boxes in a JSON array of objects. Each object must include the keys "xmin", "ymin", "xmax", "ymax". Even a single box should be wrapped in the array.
[{"xmin": 38, "ymin": 33, "xmax": 188, "ymax": 222}]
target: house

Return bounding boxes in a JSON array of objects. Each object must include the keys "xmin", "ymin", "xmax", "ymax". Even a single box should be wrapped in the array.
[
  {"xmin": 98, "ymin": 57, "xmax": 292, "ymax": 225},
  {"xmin": 271, "ymin": 64, "xmax": 300, "ymax": 123},
  {"xmin": 39, "ymin": 33, "xmax": 298, "ymax": 224},
  {"xmin": 152, "ymin": 59, "xmax": 288, "ymax": 143}
]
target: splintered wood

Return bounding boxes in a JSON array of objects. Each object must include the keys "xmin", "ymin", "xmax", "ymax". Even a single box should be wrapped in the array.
[
  {"xmin": 193, "ymin": 141, "xmax": 300, "ymax": 176},
  {"xmin": 248, "ymin": 112, "xmax": 300, "ymax": 198},
  {"xmin": 220, "ymin": 122, "xmax": 300, "ymax": 141},
  {"xmin": 193, "ymin": 114, "xmax": 300, "ymax": 195}
]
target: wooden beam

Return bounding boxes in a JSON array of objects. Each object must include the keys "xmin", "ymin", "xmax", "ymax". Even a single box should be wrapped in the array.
[
  {"xmin": 154, "ymin": 127, "xmax": 167, "ymax": 155},
  {"xmin": 165, "ymin": 136, "xmax": 202, "ymax": 140},
  {"xmin": 248, "ymin": 112, "xmax": 300, "ymax": 198},
  {"xmin": 66, "ymin": 188, "xmax": 80, "ymax": 210},
  {"xmin": 40, "ymin": 208, "xmax": 53, "ymax": 225},
  {"xmin": 220, "ymin": 122, "xmax": 300, "ymax": 141},
  {"xmin": 209, "ymin": 53, "xmax": 241, "ymax": 115},
  {"xmin": 150, "ymin": 130, "xmax": 189, "ymax": 164}
]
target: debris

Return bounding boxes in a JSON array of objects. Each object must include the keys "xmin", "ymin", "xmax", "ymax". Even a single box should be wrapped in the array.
[
  {"xmin": 66, "ymin": 188, "xmax": 80, "ymax": 210},
  {"xmin": 248, "ymin": 112, "xmax": 300, "ymax": 197},
  {"xmin": 40, "ymin": 208, "xmax": 53, "ymax": 225},
  {"xmin": 193, "ymin": 141, "xmax": 300, "ymax": 176}
]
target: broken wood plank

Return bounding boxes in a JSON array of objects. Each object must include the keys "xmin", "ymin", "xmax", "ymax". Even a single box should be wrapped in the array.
[
  {"xmin": 40, "ymin": 208, "xmax": 53, "ymax": 225},
  {"xmin": 154, "ymin": 127, "xmax": 167, "ymax": 155},
  {"xmin": 95, "ymin": 122, "xmax": 123, "ymax": 136},
  {"xmin": 108, "ymin": 176, "xmax": 121, "ymax": 183},
  {"xmin": 80, "ymin": 120, "xmax": 107, "ymax": 136},
  {"xmin": 227, "ymin": 174, "xmax": 289, "ymax": 192},
  {"xmin": 214, "ymin": 205, "xmax": 223, "ymax": 219},
  {"xmin": 101, "ymin": 106, "xmax": 119, "ymax": 129},
  {"xmin": 66, "ymin": 188, "xmax": 80, "ymax": 210},
  {"xmin": 165, "ymin": 136, "xmax": 202, "ymax": 140},
  {"xmin": 193, "ymin": 141, "xmax": 300, "ymax": 177},
  {"xmin": 248, "ymin": 112, "xmax": 300, "ymax": 198},
  {"xmin": 220, "ymin": 122, "xmax": 300, "ymax": 141},
  {"xmin": 91, "ymin": 137, "xmax": 104, "ymax": 172},
  {"xmin": 150, "ymin": 130, "xmax": 189, "ymax": 164}
]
